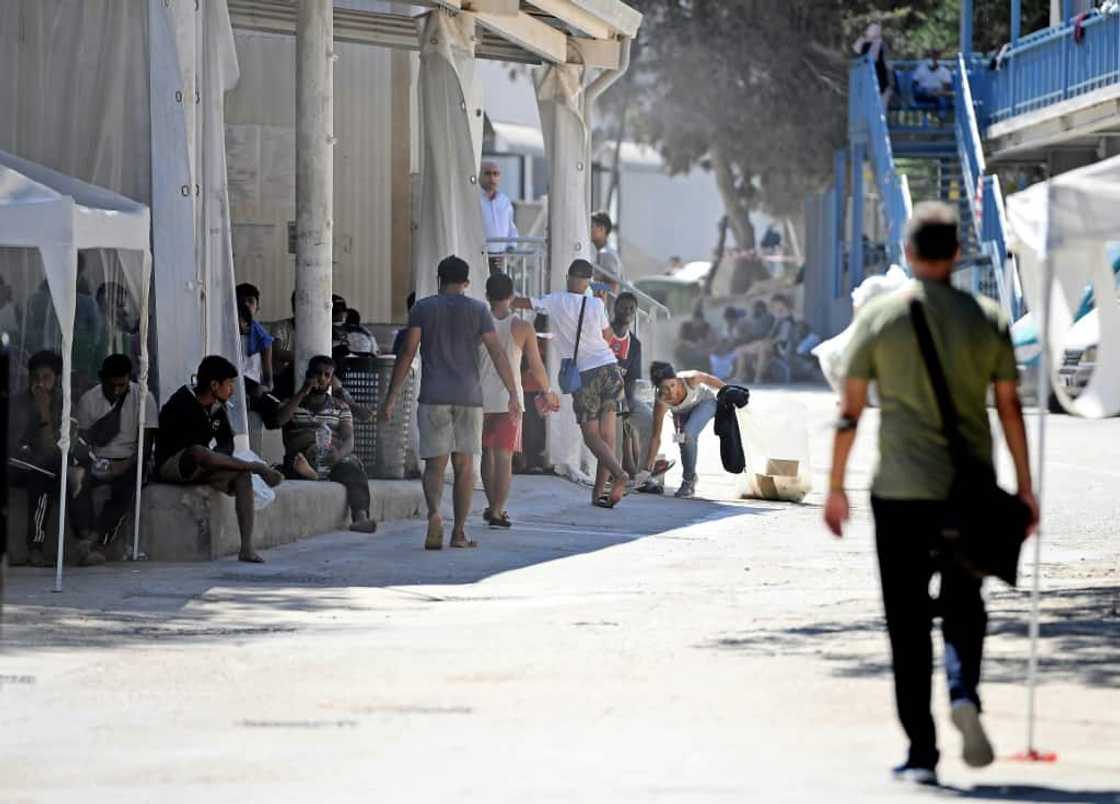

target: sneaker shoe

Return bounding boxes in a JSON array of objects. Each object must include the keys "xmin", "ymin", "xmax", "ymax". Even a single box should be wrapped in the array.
[
  {"xmin": 891, "ymin": 762, "xmax": 938, "ymax": 786},
  {"xmin": 951, "ymin": 699, "xmax": 995, "ymax": 768}
]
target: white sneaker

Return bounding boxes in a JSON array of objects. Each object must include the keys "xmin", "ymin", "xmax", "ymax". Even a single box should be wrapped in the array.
[
  {"xmin": 891, "ymin": 763, "xmax": 938, "ymax": 786},
  {"xmin": 951, "ymin": 700, "xmax": 995, "ymax": 768}
]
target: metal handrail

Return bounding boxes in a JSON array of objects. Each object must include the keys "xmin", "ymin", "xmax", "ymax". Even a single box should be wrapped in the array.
[
  {"xmin": 850, "ymin": 57, "xmax": 912, "ymax": 268},
  {"xmin": 988, "ymin": 12, "xmax": 1120, "ymax": 124}
]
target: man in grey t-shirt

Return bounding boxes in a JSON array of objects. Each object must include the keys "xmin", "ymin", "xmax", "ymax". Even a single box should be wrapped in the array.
[{"xmin": 383, "ymin": 255, "xmax": 521, "ymax": 550}]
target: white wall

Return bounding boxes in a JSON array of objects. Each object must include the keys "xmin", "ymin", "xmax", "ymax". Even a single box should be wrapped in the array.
[{"xmin": 224, "ymin": 31, "xmax": 393, "ymax": 324}]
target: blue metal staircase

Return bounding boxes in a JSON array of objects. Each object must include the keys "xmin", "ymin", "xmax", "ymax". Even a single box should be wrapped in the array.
[{"xmin": 847, "ymin": 55, "xmax": 1016, "ymax": 316}]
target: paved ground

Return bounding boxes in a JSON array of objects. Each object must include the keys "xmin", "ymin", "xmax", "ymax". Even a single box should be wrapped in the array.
[{"xmin": 2, "ymin": 388, "xmax": 1118, "ymax": 803}]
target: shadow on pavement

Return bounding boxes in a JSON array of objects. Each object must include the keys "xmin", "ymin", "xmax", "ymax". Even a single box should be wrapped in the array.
[
  {"xmin": 2, "ymin": 476, "xmax": 769, "ymax": 652},
  {"xmin": 705, "ymin": 584, "xmax": 1120, "ymax": 690},
  {"xmin": 939, "ymin": 784, "xmax": 1120, "ymax": 802}
]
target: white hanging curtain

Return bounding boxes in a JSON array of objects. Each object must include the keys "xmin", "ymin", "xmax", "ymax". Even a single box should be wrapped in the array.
[
  {"xmin": 149, "ymin": 0, "xmax": 247, "ymax": 433},
  {"xmin": 414, "ymin": 10, "xmax": 488, "ymax": 301},
  {"xmin": 535, "ymin": 62, "xmax": 596, "ymax": 479}
]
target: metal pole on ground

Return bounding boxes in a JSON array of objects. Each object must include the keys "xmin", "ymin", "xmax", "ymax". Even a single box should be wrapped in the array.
[{"xmin": 295, "ymin": 0, "xmax": 334, "ymax": 380}]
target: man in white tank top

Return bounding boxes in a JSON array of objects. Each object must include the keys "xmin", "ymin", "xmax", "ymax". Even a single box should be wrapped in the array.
[{"xmin": 478, "ymin": 273, "xmax": 556, "ymax": 527}]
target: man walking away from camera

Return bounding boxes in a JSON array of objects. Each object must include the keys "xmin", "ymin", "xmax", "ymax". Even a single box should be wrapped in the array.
[{"xmin": 824, "ymin": 202, "xmax": 1038, "ymax": 786}]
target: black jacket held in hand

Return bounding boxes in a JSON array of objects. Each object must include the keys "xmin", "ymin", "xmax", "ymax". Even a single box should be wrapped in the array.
[{"xmin": 714, "ymin": 385, "xmax": 750, "ymax": 474}]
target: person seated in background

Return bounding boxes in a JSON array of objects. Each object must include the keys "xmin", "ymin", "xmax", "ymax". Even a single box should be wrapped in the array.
[
  {"xmin": 6, "ymin": 351, "xmax": 80, "ymax": 567},
  {"xmin": 734, "ymin": 295, "xmax": 799, "ymax": 383},
  {"xmin": 674, "ymin": 302, "xmax": 716, "ymax": 371},
  {"xmin": 237, "ymin": 302, "xmax": 281, "ymax": 423},
  {"xmin": 71, "ymin": 354, "xmax": 157, "ymax": 564},
  {"xmin": 341, "ymin": 308, "xmax": 379, "ymax": 357},
  {"xmin": 609, "ymin": 292, "xmax": 644, "ymax": 477},
  {"xmin": 95, "ymin": 282, "xmax": 141, "ymax": 366},
  {"xmin": 273, "ymin": 354, "xmax": 378, "ymax": 533},
  {"xmin": 155, "ymin": 355, "xmax": 283, "ymax": 563},
  {"xmin": 912, "ymin": 49, "xmax": 953, "ymax": 115}
]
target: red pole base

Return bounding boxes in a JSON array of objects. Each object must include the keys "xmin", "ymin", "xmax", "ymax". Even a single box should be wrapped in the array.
[{"xmin": 1009, "ymin": 749, "xmax": 1058, "ymax": 762}]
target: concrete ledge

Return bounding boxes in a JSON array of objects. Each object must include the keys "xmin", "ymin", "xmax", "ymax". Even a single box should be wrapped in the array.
[
  {"xmin": 5, "ymin": 479, "xmax": 425, "ymax": 565},
  {"xmin": 140, "ymin": 479, "xmax": 425, "ymax": 561}
]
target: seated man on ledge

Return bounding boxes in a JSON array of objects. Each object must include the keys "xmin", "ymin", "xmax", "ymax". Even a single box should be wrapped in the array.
[
  {"xmin": 154, "ymin": 355, "xmax": 283, "ymax": 563},
  {"xmin": 273, "ymin": 354, "xmax": 378, "ymax": 534}
]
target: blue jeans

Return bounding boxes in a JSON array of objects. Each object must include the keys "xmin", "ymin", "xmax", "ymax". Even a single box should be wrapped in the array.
[
  {"xmin": 871, "ymin": 497, "xmax": 987, "ymax": 770},
  {"xmin": 674, "ymin": 398, "xmax": 718, "ymax": 482}
]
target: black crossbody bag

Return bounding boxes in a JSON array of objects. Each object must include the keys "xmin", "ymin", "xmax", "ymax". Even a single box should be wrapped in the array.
[{"xmin": 910, "ymin": 300, "xmax": 1031, "ymax": 587}]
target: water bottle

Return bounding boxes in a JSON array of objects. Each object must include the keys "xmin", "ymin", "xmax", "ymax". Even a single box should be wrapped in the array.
[{"xmin": 314, "ymin": 423, "xmax": 332, "ymax": 478}]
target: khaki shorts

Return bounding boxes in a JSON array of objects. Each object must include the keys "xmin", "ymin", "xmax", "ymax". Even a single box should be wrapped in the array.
[
  {"xmin": 417, "ymin": 404, "xmax": 483, "ymax": 459},
  {"xmin": 158, "ymin": 448, "xmax": 240, "ymax": 495}
]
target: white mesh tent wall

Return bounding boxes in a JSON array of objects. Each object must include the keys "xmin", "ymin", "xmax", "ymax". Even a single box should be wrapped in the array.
[{"xmin": 0, "ymin": 149, "xmax": 152, "ymax": 591}]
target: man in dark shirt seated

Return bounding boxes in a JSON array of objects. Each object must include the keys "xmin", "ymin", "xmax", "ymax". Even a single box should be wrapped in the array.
[
  {"xmin": 154, "ymin": 355, "xmax": 283, "ymax": 563},
  {"xmin": 273, "ymin": 354, "xmax": 377, "ymax": 533}
]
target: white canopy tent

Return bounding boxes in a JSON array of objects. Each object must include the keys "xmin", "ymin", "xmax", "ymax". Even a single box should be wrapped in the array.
[
  {"xmin": 1006, "ymin": 153, "xmax": 1120, "ymax": 419},
  {"xmin": 1003, "ymin": 153, "xmax": 1120, "ymax": 756},
  {"xmin": 0, "ymin": 149, "xmax": 152, "ymax": 592}
]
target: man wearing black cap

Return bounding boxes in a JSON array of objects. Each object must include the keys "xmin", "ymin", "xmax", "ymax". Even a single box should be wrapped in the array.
[
  {"xmin": 382, "ymin": 256, "xmax": 521, "ymax": 550},
  {"xmin": 515, "ymin": 259, "xmax": 630, "ymax": 507}
]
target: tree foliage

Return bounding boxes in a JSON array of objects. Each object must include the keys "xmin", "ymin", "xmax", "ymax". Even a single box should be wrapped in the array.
[{"xmin": 612, "ymin": 0, "xmax": 1050, "ymax": 248}]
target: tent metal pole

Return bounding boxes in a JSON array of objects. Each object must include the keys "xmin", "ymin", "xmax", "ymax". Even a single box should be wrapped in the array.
[
  {"xmin": 132, "ymin": 253, "xmax": 151, "ymax": 561},
  {"xmin": 294, "ymin": 0, "xmax": 334, "ymax": 380},
  {"xmin": 1026, "ymin": 248, "xmax": 1053, "ymax": 754}
]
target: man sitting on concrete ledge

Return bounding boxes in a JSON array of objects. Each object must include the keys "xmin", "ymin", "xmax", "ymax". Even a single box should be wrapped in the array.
[
  {"xmin": 273, "ymin": 354, "xmax": 378, "ymax": 534},
  {"xmin": 154, "ymin": 355, "xmax": 283, "ymax": 563}
]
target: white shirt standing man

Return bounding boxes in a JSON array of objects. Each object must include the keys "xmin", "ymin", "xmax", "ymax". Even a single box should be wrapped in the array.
[
  {"xmin": 480, "ymin": 160, "xmax": 519, "ymax": 255},
  {"xmin": 514, "ymin": 259, "xmax": 630, "ymax": 508}
]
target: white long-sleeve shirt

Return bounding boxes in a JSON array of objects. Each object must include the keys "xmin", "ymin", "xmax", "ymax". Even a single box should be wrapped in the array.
[{"xmin": 480, "ymin": 189, "xmax": 519, "ymax": 248}]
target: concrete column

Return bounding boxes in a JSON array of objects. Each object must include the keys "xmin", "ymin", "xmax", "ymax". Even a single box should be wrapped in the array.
[
  {"xmin": 1011, "ymin": 0, "xmax": 1022, "ymax": 44},
  {"xmin": 295, "ymin": 0, "xmax": 334, "ymax": 379}
]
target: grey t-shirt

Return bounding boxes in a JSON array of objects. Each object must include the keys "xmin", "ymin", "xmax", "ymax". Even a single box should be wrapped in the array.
[{"xmin": 408, "ymin": 292, "xmax": 496, "ymax": 406}]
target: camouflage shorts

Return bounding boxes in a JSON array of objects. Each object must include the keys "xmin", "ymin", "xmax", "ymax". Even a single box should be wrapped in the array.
[{"xmin": 571, "ymin": 363, "xmax": 624, "ymax": 425}]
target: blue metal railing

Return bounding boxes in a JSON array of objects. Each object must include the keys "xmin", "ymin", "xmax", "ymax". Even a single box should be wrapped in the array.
[
  {"xmin": 849, "ymin": 57, "xmax": 911, "ymax": 267},
  {"xmin": 988, "ymin": 11, "xmax": 1120, "ymax": 125}
]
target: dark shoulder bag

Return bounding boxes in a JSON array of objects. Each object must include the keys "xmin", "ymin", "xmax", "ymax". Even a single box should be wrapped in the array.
[
  {"xmin": 558, "ymin": 296, "xmax": 587, "ymax": 394},
  {"xmin": 85, "ymin": 388, "xmax": 129, "ymax": 447},
  {"xmin": 910, "ymin": 300, "xmax": 1032, "ymax": 587}
]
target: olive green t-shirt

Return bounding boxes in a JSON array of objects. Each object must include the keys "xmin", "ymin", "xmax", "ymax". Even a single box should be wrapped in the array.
[{"xmin": 843, "ymin": 279, "xmax": 1018, "ymax": 501}]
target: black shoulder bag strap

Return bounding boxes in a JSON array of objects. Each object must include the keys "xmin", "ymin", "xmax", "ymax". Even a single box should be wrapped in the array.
[
  {"xmin": 909, "ymin": 299, "xmax": 971, "ymax": 468},
  {"xmin": 572, "ymin": 295, "xmax": 587, "ymax": 363}
]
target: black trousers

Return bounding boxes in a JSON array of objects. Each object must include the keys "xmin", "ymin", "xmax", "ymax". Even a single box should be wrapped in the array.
[
  {"xmin": 9, "ymin": 464, "xmax": 59, "ymax": 549},
  {"xmin": 871, "ymin": 496, "xmax": 988, "ymax": 770},
  {"xmin": 285, "ymin": 455, "xmax": 371, "ymax": 518},
  {"xmin": 70, "ymin": 469, "xmax": 136, "ymax": 545}
]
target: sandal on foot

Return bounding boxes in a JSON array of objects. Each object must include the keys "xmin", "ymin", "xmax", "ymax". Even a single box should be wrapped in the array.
[
  {"xmin": 593, "ymin": 495, "xmax": 616, "ymax": 509},
  {"xmin": 488, "ymin": 511, "xmax": 512, "ymax": 528},
  {"xmin": 449, "ymin": 535, "xmax": 478, "ymax": 548}
]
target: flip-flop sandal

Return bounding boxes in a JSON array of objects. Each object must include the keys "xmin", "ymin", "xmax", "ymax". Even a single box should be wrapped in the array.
[
  {"xmin": 593, "ymin": 495, "xmax": 616, "ymax": 509},
  {"xmin": 449, "ymin": 536, "xmax": 478, "ymax": 548},
  {"xmin": 489, "ymin": 512, "xmax": 512, "ymax": 528}
]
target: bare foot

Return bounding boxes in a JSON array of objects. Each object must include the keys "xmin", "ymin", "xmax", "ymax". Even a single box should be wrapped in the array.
[
  {"xmin": 291, "ymin": 453, "xmax": 319, "ymax": 481},
  {"xmin": 239, "ymin": 550, "xmax": 265, "ymax": 563},
  {"xmin": 609, "ymin": 472, "xmax": 630, "ymax": 506},
  {"xmin": 425, "ymin": 514, "xmax": 444, "ymax": 550},
  {"xmin": 449, "ymin": 529, "xmax": 478, "ymax": 549},
  {"xmin": 254, "ymin": 464, "xmax": 284, "ymax": 487},
  {"xmin": 350, "ymin": 518, "xmax": 378, "ymax": 533}
]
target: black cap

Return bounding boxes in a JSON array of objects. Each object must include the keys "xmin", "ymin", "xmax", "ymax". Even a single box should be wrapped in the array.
[{"xmin": 568, "ymin": 259, "xmax": 594, "ymax": 279}]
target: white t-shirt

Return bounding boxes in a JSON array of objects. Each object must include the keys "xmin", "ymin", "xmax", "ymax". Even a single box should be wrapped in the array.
[
  {"xmin": 75, "ymin": 381, "xmax": 158, "ymax": 460},
  {"xmin": 533, "ymin": 292, "xmax": 617, "ymax": 373},
  {"xmin": 913, "ymin": 62, "xmax": 952, "ymax": 94}
]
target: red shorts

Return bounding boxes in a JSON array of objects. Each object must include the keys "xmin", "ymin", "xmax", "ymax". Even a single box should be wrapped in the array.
[{"xmin": 482, "ymin": 412, "xmax": 522, "ymax": 452}]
